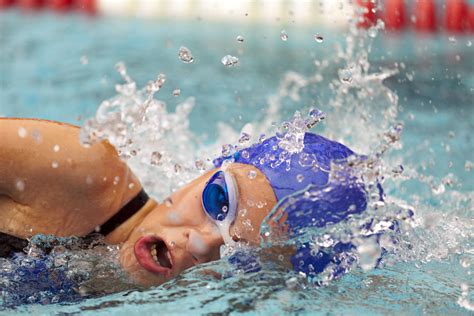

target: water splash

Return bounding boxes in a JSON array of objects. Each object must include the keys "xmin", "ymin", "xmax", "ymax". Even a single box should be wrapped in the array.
[
  {"xmin": 314, "ymin": 34, "xmax": 324, "ymax": 43},
  {"xmin": 2, "ymin": 6, "xmax": 470, "ymax": 312},
  {"xmin": 80, "ymin": 63, "xmax": 203, "ymax": 199},
  {"xmin": 178, "ymin": 46, "xmax": 194, "ymax": 63},
  {"xmin": 221, "ymin": 55, "xmax": 239, "ymax": 67},
  {"xmin": 0, "ymin": 234, "xmax": 137, "ymax": 307}
]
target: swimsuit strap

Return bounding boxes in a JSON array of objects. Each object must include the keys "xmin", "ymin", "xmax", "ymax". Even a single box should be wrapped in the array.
[
  {"xmin": 96, "ymin": 189, "xmax": 149, "ymax": 236},
  {"xmin": 0, "ymin": 189, "xmax": 149, "ymax": 257},
  {"xmin": 0, "ymin": 232, "xmax": 28, "ymax": 258}
]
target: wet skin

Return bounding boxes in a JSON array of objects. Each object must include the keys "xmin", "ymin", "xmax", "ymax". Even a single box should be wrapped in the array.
[
  {"xmin": 119, "ymin": 164, "xmax": 277, "ymax": 286},
  {"xmin": 0, "ymin": 118, "xmax": 278, "ymax": 287}
]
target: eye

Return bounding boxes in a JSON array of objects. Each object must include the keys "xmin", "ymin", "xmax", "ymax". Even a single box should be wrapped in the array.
[{"xmin": 202, "ymin": 171, "xmax": 229, "ymax": 221}]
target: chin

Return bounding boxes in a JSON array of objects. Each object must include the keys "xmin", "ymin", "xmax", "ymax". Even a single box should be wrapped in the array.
[{"xmin": 119, "ymin": 240, "xmax": 171, "ymax": 287}]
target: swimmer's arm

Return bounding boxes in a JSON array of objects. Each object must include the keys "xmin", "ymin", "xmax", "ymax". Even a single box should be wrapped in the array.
[{"xmin": 0, "ymin": 118, "xmax": 142, "ymax": 238}]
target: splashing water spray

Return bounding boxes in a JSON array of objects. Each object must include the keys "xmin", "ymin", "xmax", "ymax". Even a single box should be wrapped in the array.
[
  {"xmin": 2, "ymin": 2, "xmax": 472, "ymax": 310},
  {"xmin": 52, "ymin": 9, "xmax": 474, "ymax": 308}
]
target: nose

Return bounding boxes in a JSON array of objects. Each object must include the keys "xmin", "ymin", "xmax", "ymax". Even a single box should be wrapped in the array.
[{"xmin": 185, "ymin": 227, "xmax": 223, "ymax": 264}]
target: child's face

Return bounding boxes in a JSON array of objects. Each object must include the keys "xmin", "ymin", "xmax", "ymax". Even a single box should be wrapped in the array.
[{"xmin": 119, "ymin": 163, "xmax": 278, "ymax": 286}]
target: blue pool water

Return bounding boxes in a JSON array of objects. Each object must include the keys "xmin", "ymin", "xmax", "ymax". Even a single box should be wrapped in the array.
[{"xmin": 1, "ymin": 9, "xmax": 473, "ymax": 315}]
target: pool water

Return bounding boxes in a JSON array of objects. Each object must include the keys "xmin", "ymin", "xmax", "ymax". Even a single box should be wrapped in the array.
[{"xmin": 1, "ymin": 9, "xmax": 473, "ymax": 315}]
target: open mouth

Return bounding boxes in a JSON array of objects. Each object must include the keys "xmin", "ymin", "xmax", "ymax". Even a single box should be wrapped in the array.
[{"xmin": 134, "ymin": 235, "xmax": 173, "ymax": 275}]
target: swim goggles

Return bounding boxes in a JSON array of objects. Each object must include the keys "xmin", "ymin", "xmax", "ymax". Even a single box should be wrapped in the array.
[{"xmin": 201, "ymin": 169, "xmax": 238, "ymax": 246}]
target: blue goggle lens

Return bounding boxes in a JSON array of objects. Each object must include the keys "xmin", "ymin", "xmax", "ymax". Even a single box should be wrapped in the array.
[{"xmin": 202, "ymin": 171, "xmax": 229, "ymax": 221}]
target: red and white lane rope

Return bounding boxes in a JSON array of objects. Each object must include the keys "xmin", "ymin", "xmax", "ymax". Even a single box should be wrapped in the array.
[
  {"xmin": 357, "ymin": 0, "xmax": 474, "ymax": 33},
  {"xmin": 1, "ymin": 0, "xmax": 473, "ymax": 33}
]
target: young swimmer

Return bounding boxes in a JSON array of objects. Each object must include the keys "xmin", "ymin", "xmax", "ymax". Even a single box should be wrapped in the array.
[{"xmin": 0, "ymin": 117, "xmax": 368, "ymax": 292}]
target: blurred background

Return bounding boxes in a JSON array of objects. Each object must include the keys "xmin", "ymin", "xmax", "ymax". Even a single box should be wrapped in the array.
[
  {"xmin": 1, "ymin": 0, "xmax": 472, "ymax": 187},
  {"xmin": 1, "ymin": 1, "xmax": 472, "ymax": 130}
]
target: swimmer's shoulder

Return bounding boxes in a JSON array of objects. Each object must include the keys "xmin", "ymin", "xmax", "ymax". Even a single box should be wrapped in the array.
[{"xmin": 0, "ymin": 118, "xmax": 142, "ymax": 239}]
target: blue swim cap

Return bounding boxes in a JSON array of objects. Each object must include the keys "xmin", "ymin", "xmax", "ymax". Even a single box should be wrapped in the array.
[
  {"xmin": 215, "ymin": 132, "xmax": 375, "ymax": 278},
  {"xmin": 213, "ymin": 132, "xmax": 358, "ymax": 201}
]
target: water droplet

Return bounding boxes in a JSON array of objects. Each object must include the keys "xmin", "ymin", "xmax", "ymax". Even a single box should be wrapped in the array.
[
  {"xmin": 80, "ymin": 55, "xmax": 88, "ymax": 65},
  {"xmin": 241, "ymin": 150, "xmax": 250, "ymax": 159},
  {"xmin": 306, "ymin": 108, "xmax": 326, "ymax": 128},
  {"xmin": 128, "ymin": 183, "xmax": 135, "ymax": 189},
  {"xmin": 285, "ymin": 277, "xmax": 298, "ymax": 289},
  {"xmin": 222, "ymin": 205, "xmax": 228, "ymax": 213},
  {"xmin": 372, "ymin": 201, "xmax": 385, "ymax": 209},
  {"xmin": 115, "ymin": 61, "xmax": 127, "ymax": 77},
  {"xmin": 31, "ymin": 130, "xmax": 42, "ymax": 144},
  {"xmin": 51, "ymin": 161, "xmax": 59, "ymax": 169},
  {"xmin": 170, "ymin": 241, "xmax": 176, "ymax": 248},
  {"xmin": 460, "ymin": 257, "xmax": 471, "ymax": 268},
  {"xmin": 112, "ymin": 176, "xmax": 119, "ymax": 185},
  {"xmin": 221, "ymin": 55, "xmax": 239, "ymax": 67},
  {"xmin": 280, "ymin": 30, "xmax": 288, "ymax": 41},
  {"xmin": 195, "ymin": 159, "xmax": 205, "ymax": 170},
  {"xmin": 145, "ymin": 74, "xmax": 166, "ymax": 94},
  {"xmin": 15, "ymin": 179, "xmax": 25, "ymax": 191},
  {"xmin": 465, "ymin": 161, "xmax": 473, "ymax": 172},
  {"xmin": 217, "ymin": 214, "xmax": 225, "ymax": 221},
  {"xmin": 150, "ymin": 151, "xmax": 162, "ymax": 165},
  {"xmin": 172, "ymin": 88, "xmax": 181, "ymax": 96},
  {"xmin": 53, "ymin": 144, "xmax": 60, "ymax": 152},
  {"xmin": 314, "ymin": 34, "xmax": 324, "ymax": 43},
  {"xmin": 392, "ymin": 165, "xmax": 404, "ymax": 176},
  {"xmin": 115, "ymin": 82, "xmax": 137, "ymax": 96},
  {"xmin": 296, "ymin": 174, "xmax": 304, "ymax": 183},
  {"xmin": 174, "ymin": 164, "xmax": 182, "ymax": 174},
  {"xmin": 164, "ymin": 197, "xmax": 173, "ymax": 207},
  {"xmin": 264, "ymin": 231, "xmax": 270, "ymax": 237},
  {"xmin": 248, "ymin": 170, "xmax": 257, "ymax": 179},
  {"xmin": 340, "ymin": 69, "xmax": 353, "ymax": 84},
  {"xmin": 278, "ymin": 255, "xmax": 284, "ymax": 261},
  {"xmin": 87, "ymin": 175, "xmax": 94, "ymax": 185},
  {"xmin": 256, "ymin": 201, "xmax": 264, "ymax": 209},
  {"xmin": 238, "ymin": 132, "xmax": 251, "ymax": 144},
  {"xmin": 240, "ymin": 208, "xmax": 247, "ymax": 217},
  {"xmin": 467, "ymin": 40, "xmax": 472, "ymax": 47},
  {"xmin": 221, "ymin": 144, "xmax": 234, "ymax": 157},
  {"xmin": 236, "ymin": 35, "xmax": 244, "ymax": 43},
  {"xmin": 367, "ymin": 27, "xmax": 378, "ymax": 38},
  {"xmin": 18, "ymin": 127, "xmax": 27, "ymax": 138},
  {"xmin": 448, "ymin": 36, "xmax": 457, "ymax": 44},
  {"xmin": 178, "ymin": 46, "xmax": 194, "ymax": 63},
  {"xmin": 431, "ymin": 183, "xmax": 445, "ymax": 195}
]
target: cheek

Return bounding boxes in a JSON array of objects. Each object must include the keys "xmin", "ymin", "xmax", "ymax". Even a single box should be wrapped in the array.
[
  {"xmin": 167, "ymin": 210, "xmax": 182, "ymax": 225},
  {"xmin": 187, "ymin": 231, "xmax": 210, "ymax": 255}
]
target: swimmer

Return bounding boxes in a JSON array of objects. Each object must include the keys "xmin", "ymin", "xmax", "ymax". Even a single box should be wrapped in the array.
[{"xmin": 0, "ymin": 118, "xmax": 369, "ymax": 289}]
